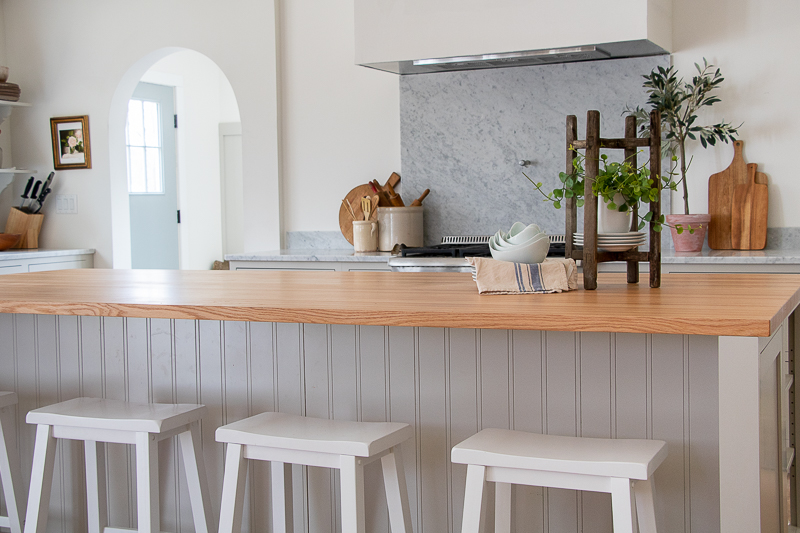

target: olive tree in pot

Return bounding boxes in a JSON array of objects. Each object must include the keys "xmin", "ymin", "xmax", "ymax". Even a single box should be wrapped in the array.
[{"xmin": 627, "ymin": 59, "xmax": 740, "ymax": 252}]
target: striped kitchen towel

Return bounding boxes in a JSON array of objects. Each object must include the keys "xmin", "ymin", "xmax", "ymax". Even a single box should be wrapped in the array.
[{"xmin": 466, "ymin": 257, "xmax": 578, "ymax": 294}]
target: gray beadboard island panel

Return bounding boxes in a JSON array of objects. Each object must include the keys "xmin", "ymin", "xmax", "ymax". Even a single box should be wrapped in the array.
[
  {"xmin": 399, "ymin": 56, "xmax": 671, "ymax": 244},
  {"xmin": 0, "ymin": 313, "xmax": 719, "ymax": 533}
]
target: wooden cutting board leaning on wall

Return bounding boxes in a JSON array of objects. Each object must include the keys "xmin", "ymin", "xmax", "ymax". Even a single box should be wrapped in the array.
[
  {"xmin": 338, "ymin": 173, "xmax": 400, "ymax": 245},
  {"xmin": 708, "ymin": 140, "xmax": 768, "ymax": 249}
]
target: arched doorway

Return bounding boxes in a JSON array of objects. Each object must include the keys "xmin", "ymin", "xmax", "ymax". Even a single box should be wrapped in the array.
[{"xmin": 108, "ymin": 48, "xmax": 243, "ymax": 269}]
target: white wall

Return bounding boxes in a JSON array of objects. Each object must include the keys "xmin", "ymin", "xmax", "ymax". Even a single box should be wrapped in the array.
[
  {"xmin": 672, "ymin": 0, "xmax": 800, "ymax": 226},
  {"xmin": 279, "ymin": 0, "xmax": 400, "ymax": 234},
  {"xmin": 0, "ymin": 0, "xmax": 278, "ymax": 267},
  {"xmin": 142, "ymin": 51, "xmax": 241, "ymax": 270}
]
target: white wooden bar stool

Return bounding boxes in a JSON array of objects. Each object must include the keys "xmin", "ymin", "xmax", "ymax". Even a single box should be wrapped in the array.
[
  {"xmin": 0, "ymin": 392, "xmax": 25, "ymax": 533},
  {"xmin": 24, "ymin": 397, "xmax": 215, "ymax": 533},
  {"xmin": 452, "ymin": 429, "xmax": 667, "ymax": 533},
  {"xmin": 216, "ymin": 412, "xmax": 414, "ymax": 533}
]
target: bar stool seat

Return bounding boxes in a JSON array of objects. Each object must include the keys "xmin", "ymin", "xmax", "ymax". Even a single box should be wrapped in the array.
[
  {"xmin": 0, "ymin": 392, "xmax": 25, "ymax": 533},
  {"xmin": 452, "ymin": 428, "xmax": 668, "ymax": 533},
  {"xmin": 24, "ymin": 397, "xmax": 214, "ymax": 533},
  {"xmin": 216, "ymin": 412, "xmax": 414, "ymax": 533}
]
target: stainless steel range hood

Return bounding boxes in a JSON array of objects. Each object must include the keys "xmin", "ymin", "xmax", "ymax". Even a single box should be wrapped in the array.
[{"xmin": 359, "ymin": 40, "xmax": 668, "ymax": 76}]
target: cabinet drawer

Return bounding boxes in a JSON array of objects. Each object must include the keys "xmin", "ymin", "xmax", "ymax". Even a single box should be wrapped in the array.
[
  {"xmin": 0, "ymin": 264, "xmax": 25, "ymax": 275},
  {"xmin": 28, "ymin": 260, "xmax": 89, "ymax": 272}
]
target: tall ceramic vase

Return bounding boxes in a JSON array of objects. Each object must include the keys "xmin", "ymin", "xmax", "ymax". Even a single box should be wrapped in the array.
[{"xmin": 666, "ymin": 214, "xmax": 711, "ymax": 252}]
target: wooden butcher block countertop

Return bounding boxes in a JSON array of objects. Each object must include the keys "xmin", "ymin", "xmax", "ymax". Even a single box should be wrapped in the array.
[{"xmin": 0, "ymin": 269, "xmax": 798, "ymax": 337}]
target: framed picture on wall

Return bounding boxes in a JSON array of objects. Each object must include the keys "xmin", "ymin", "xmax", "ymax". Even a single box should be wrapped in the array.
[{"xmin": 50, "ymin": 115, "xmax": 92, "ymax": 170}]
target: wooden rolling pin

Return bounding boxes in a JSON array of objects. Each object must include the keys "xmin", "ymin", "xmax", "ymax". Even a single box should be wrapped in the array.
[
  {"xmin": 410, "ymin": 189, "xmax": 430, "ymax": 207},
  {"xmin": 383, "ymin": 182, "xmax": 405, "ymax": 206}
]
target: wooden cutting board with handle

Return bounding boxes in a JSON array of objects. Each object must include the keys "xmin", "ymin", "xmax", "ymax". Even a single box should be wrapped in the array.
[
  {"xmin": 731, "ymin": 163, "xmax": 768, "ymax": 249},
  {"xmin": 338, "ymin": 173, "xmax": 400, "ymax": 245},
  {"xmin": 709, "ymin": 140, "xmax": 749, "ymax": 249}
]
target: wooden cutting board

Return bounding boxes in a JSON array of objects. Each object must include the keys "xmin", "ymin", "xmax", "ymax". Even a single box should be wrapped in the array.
[
  {"xmin": 731, "ymin": 163, "xmax": 768, "ymax": 250},
  {"xmin": 338, "ymin": 173, "xmax": 400, "ymax": 245},
  {"xmin": 709, "ymin": 140, "xmax": 749, "ymax": 249}
]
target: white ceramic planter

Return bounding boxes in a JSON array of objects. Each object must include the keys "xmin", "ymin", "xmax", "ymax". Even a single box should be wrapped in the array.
[{"xmin": 598, "ymin": 194, "xmax": 632, "ymax": 233}]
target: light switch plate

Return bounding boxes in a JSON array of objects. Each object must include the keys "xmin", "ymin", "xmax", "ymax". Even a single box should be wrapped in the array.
[{"xmin": 55, "ymin": 194, "xmax": 78, "ymax": 214}]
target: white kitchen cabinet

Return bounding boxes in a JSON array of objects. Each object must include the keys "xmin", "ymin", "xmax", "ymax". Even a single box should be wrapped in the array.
[
  {"xmin": 354, "ymin": 0, "xmax": 671, "ymax": 72},
  {"xmin": 0, "ymin": 250, "xmax": 95, "ymax": 274}
]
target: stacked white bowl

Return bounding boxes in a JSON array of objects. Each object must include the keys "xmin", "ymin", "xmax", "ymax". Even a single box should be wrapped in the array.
[{"xmin": 488, "ymin": 222, "xmax": 550, "ymax": 264}]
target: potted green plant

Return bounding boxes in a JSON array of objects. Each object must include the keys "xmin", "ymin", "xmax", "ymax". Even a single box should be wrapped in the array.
[
  {"xmin": 524, "ymin": 149, "xmax": 678, "ymax": 233},
  {"xmin": 625, "ymin": 59, "xmax": 740, "ymax": 251}
]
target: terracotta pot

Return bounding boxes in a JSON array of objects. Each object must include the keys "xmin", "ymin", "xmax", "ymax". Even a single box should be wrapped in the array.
[{"xmin": 666, "ymin": 214, "xmax": 711, "ymax": 252}]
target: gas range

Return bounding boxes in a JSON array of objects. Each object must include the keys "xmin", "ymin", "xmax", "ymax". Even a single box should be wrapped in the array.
[{"xmin": 388, "ymin": 235, "xmax": 565, "ymax": 272}]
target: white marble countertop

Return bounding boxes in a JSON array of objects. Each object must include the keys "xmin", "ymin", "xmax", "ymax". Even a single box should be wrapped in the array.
[
  {"xmin": 0, "ymin": 248, "xmax": 96, "ymax": 261},
  {"xmin": 227, "ymin": 248, "xmax": 800, "ymax": 265},
  {"xmin": 225, "ymin": 249, "xmax": 394, "ymax": 263},
  {"xmin": 661, "ymin": 249, "xmax": 800, "ymax": 264}
]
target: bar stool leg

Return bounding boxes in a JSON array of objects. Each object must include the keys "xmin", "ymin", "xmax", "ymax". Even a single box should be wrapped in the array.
[
  {"xmin": 179, "ymin": 422, "xmax": 215, "ymax": 533},
  {"xmin": 218, "ymin": 443, "xmax": 248, "ymax": 533},
  {"xmin": 24, "ymin": 424, "xmax": 58, "ymax": 533},
  {"xmin": 135, "ymin": 432, "xmax": 160, "ymax": 533},
  {"xmin": 634, "ymin": 477, "xmax": 657, "ymax": 533},
  {"xmin": 380, "ymin": 447, "xmax": 412, "ymax": 533},
  {"xmin": 84, "ymin": 441, "xmax": 108, "ymax": 533},
  {"xmin": 610, "ymin": 477, "xmax": 636, "ymax": 533},
  {"xmin": 270, "ymin": 461, "xmax": 294, "ymax": 533},
  {"xmin": 460, "ymin": 464, "xmax": 487, "ymax": 533},
  {"xmin": 340, "ymin": 455, "xmax": 365, "ymax": 533},
  {"xmin": 494, "ymin": 482, "xmax": 512, "ymax": 533},
  {"xmin": 0, "ymin": 406, "xmax": 25, "ymax": 533}
]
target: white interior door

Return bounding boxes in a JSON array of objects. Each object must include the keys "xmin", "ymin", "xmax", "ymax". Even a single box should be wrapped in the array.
[
  {"xmin": 219, "ymin": 122, "xmax": 243, "ymax": 255},
  {"xmin": 128, "ymin": 82, "xmax": 179, "ymax": 269}
]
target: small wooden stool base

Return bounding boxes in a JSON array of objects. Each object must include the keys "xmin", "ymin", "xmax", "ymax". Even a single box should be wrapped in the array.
[
  {"xmin": 216, "ymin": 412, "xmax": 414, "ymax": 533},
  {"xmin": 452, "ymin": 428, "xmax": 667, "ymax": 533},
  {"xmin": 24, "ymin": 397, "xmax": 214, "ymax": 533}
]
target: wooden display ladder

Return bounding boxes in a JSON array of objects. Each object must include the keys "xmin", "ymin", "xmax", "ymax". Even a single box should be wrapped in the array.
[{"xmin": 565, "ymin": 110, "xmax": 662, "ymax": 290}]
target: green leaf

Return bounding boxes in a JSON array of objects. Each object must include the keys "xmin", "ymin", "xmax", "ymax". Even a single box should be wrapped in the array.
[
  {"xmin": 564, "ymin": 189, "xmax": 574, "ymax": 198},
  {"xmin": 576, "ymin": 199, "xmax": 585, "ymax": 207},
  {"xmin": 553, "ymin": 201, "xmax": 561, "ymax": 209},
  {"xmin": 638, "ymin": 221, "xmax": 646, "ymax": 230}
]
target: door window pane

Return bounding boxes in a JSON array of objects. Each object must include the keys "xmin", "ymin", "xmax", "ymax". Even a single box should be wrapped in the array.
[{"xmin": 126, "ymin": 98, "xmax": 164, "ymax": 194}]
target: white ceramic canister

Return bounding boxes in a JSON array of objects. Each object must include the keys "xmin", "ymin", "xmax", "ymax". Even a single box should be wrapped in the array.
[
  {"xmin": 377, "ymin": 206, "xmax": 423, "ymax": 251},
  {"xmin": 352, "ymin": 220, "xmax": 378, "ymax": 252}
]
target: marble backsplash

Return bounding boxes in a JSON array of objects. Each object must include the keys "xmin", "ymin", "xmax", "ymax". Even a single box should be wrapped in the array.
[{"xmin": 398, "ymin": 55, "xmax": 671, "ymax": 244}]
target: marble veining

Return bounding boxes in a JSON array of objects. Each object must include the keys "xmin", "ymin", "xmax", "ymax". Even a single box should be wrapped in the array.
[
  {"xmin": 285, "ymin": 231, "xmax": 351, "ymax": 250},
  {"xmin": 0, "ymin": 249, "xmax": 95, "ymax": 261},
  {"xmin": 399, "ymin": 56, "xmax": 671, "ymax": 245}
]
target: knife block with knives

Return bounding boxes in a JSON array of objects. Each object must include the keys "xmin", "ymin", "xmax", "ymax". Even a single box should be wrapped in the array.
[
  {"xmin": 708, "ymin": 140, "xmax": 768, "ymax": 249},
  {"xmin": 4, "ymin": 208, "xmax": 44, "ymax": 249},
  {"xmin": 3, "ymin": 172, "xmax": 55, "ymax": 249}
]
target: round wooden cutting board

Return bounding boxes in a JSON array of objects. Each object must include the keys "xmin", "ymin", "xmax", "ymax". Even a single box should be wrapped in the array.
[{"xmin": 339, "ymin": 184, "xmax": 378, "ymax": 245}]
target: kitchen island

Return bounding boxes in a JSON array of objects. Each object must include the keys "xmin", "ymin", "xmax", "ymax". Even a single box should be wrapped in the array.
[{"xmin": 0, "ymin": 269, "xmax": 796, "ymax": 533}]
